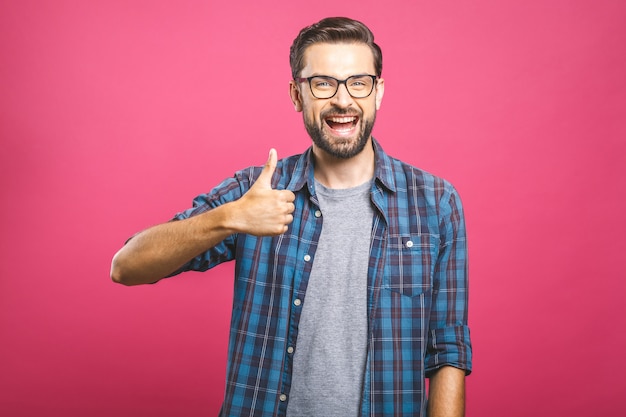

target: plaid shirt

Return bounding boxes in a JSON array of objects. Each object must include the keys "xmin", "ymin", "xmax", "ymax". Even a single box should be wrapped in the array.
[{"xmin": 172, "ymin": 139, "xmax": 472, "ymax": 417}]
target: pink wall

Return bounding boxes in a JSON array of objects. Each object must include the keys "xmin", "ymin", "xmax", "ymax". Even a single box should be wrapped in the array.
[{"xmin": 1, "ymin": 1, "xmax": 625, "ymax": 415}]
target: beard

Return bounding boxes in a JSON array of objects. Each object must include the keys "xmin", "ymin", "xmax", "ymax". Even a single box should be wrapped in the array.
[{"xmin": 303, "ymin": 108, "xmax": 376, "ymax": 159}]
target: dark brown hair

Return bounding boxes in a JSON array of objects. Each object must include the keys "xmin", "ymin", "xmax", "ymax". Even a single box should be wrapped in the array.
[{"xmin": 289, "ymin": 17, "xmax": 383, "ymax": 79}]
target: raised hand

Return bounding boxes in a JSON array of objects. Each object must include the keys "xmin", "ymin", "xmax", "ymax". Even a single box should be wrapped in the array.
[{"xmin": 231, "ymin": 149, "xmax": 296, "ymax": 236}]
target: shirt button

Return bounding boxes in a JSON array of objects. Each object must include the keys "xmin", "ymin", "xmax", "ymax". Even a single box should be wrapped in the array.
[
  {"xmin": 303, "ymin": 254, "xmax": 311, "ymax": 262},
  {"xmin": 287, "ymin": 346, "xmax": 294, "ymax": 354},
  {"xmin": 279, "ymin": 394, "xmax": 287, "ymax": 402},
  {"xmin": 406, "ymin": 240, "xmax": 414, "ymax": 248},
  {"xmin": 314, "ymin": 210, "xmax": 322, "ymax": 218},
  {"xmin": 294, "ymin": 298, "xmax": 302, "ymax": 306}
]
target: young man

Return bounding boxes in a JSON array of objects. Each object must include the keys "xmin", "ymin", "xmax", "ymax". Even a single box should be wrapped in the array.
[{"xmin": 111, "ymin": 17, "xmax": 472, "ymax": 417}]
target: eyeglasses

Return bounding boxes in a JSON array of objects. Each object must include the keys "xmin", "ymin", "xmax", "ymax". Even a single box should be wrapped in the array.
[{"xmin": 295, "ymin": 74, "xmax": 379, "ymax": 99}]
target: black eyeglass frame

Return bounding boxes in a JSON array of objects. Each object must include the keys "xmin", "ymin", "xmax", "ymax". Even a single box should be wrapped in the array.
[{"xmin": 294, "ymin": 74, "xmax": 379, "ymax": 99}]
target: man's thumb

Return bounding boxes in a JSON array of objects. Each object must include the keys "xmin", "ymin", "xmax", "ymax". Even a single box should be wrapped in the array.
[{"xmin": 257, "ymin": 148, "xmax": 277, "ymax": 188}]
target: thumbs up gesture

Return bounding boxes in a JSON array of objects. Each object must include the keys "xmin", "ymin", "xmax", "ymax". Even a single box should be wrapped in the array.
[{"xmin": 231, "ymin": 149, "xmax": 296, "ymax": 236}]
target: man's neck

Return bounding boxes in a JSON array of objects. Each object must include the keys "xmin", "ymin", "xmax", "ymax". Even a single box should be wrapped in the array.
[{"xmin": 312, "ymin": 139, "xmax": 375, "ymax": 189}]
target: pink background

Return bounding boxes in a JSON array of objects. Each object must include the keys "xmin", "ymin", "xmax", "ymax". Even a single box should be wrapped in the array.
[{"xmin": 1, "ymin": 0, "xmax": 625, "ymax": 416}]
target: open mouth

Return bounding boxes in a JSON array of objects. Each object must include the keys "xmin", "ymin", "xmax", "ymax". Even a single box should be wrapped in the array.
[{"xmin": 324, "ymin": 115, "xmax": 359, "ymax": 135}]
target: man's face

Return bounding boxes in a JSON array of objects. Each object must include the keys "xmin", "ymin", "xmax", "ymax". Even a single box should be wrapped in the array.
[{"xmin": 290, "ymin": 42, "xmax": 384, "ymax": 159}]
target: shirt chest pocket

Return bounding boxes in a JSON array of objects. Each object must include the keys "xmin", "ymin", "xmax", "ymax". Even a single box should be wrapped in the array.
[{"xmin": 383, "ymin": 233, "xmax": 439, "ymax": 297}]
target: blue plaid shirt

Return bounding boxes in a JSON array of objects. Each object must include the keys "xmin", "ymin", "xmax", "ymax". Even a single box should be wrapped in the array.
[{"xmin": 172, "ymin": 139, "xmax": 472, "ymax": 417}]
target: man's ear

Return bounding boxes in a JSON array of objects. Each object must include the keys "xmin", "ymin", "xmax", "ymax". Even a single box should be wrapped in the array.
[
  {"xmin": 289, "ymin": 81, "xmax": 303, "ymax": 112},
  {"xmin": 375, "ymin": 77, "xmax": 385, "ymax": 110}
]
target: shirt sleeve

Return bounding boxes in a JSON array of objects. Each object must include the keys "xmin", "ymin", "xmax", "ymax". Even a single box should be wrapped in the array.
[
  {"xmin": 167, "ymin": 172, "xmax": 250, "ymax": 276},
  {"xmin": 425, "ymin": 183, "xmax": 472, "ymax": 376}
]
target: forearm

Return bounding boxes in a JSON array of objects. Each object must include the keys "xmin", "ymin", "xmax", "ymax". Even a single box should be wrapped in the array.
[
  {"xmin": 427, "ymin": 366, "xmax": 466, "ymax": 417},
  {"xmin": 110, "ymin": 203, "xmax": 236, "ymax": 285}
]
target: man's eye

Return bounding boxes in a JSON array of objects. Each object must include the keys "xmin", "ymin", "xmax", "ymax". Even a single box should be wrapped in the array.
[
  {"xmin": 348, "ymin": 77, "xmax": 371, "ymax": 89},
  {"xmin": 314, "ymin": 81, "xmax": 333, "ymax": 88}
]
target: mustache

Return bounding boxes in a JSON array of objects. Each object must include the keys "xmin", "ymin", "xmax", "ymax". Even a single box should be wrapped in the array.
[{"xmin": 321, "ymin": 108, "xmax": 361, "ymax": 118}]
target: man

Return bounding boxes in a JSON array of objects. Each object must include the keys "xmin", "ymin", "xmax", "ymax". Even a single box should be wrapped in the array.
[{"xmin": 111, "ymin": 17, "xmax": 472, "ymax": 417}]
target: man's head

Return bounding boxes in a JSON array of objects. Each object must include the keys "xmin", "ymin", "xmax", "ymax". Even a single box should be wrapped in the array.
[{"xmin": 289, "ymin": 17, "xmax": 385, "ymax": 159}]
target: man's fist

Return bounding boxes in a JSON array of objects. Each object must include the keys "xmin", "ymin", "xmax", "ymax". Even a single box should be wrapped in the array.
[{"xmin": 232, "ymin": 149, "xmax": 296, "ymax": 236}]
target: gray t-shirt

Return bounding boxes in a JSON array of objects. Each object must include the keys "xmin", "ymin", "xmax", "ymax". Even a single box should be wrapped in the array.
[{"xmin": 286, "ymin": 179, "xmax": 374, "ymax": 417}]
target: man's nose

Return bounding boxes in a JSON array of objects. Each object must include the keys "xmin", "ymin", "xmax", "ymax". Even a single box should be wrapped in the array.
[{"xmin": 330, "ymin": 83, "xmax": 353, "ymax": 108}]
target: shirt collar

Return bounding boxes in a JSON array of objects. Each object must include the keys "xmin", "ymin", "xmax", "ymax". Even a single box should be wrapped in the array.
[
  {"xmin": 286, "ymin": 137, "xmax": 397, "ymax": 194},
  {"xmin": 371, "ymin": 138, "xmax": 396, "ymax": 193}
]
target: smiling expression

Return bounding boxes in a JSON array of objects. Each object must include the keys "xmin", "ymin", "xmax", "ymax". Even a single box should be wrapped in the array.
[{"xmin": 290, "ymin": 42, "xmax": 385, "ymax": 159}]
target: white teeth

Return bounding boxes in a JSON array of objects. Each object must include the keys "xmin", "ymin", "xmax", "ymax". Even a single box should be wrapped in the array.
[{"xmin": 327, "ymin": 116, "xmax": 356, "ymax": 123}]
